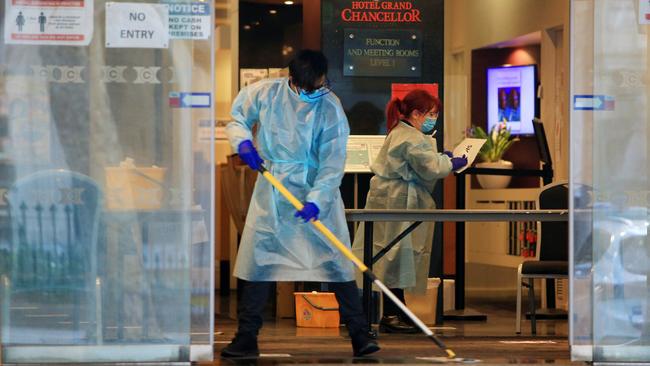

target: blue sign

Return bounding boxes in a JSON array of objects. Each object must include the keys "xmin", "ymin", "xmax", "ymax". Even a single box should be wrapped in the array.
[
  {"xmin": 573, "ymin": 95, "xmax": 615, "ymax": 111},
  {"xmin": 164, "ymin": 2, "xmax": 210, "ymax": 16},
  {"xmin": 169, "ymin": 92, "xmax": 211, "ymax": 108},
  {"xmin": 163, "ymin": 1, "xmax": 211, "ymax": 39}
]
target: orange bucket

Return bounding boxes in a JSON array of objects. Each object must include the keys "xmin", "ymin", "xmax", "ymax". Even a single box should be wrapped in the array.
[{"xmin": 294, "ymin": 291, "xmax": 340, "ymax": 328}]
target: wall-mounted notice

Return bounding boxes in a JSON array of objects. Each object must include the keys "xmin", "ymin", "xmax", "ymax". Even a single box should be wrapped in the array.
[
  {"xmin": 343, "ymin": 28, "xmax": 422, "ymax": 77},
  {"xmin": 640, "ymin": 0, "xmax": 650, "ymax": 24},
  {"xmin": 345, "ymin": 135, "xmax": 386, "ymax": 173},
  {"xmin": 3, "ymin": 0, "xmax": 94, "ymax": 46},
  {"xmin": 240, "ymin": 69, "xmax": 268, "ymax": 89},
  {"xmin": 105, "ymin": 2, "xmax": 169, "ymax": 49},
  {"xmin": 165, "ymin": 1, "xmax": 211, "ymax": 40},
  {"xmin": 268, "ymin": 68, "xmax": 289, "ymax": 78},
  {"xmin": 197, "ymin": 119, "xmax": 229, "ymax": 143}
]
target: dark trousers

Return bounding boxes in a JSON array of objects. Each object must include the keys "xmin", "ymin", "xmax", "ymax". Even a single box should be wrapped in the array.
[
  {"xmin": 382, "ymin": 288, "xmax": 406, "ymax": 317},
  {"xmin": 237, "ymin": 280, "xmax": 367, "ymax": 337}
]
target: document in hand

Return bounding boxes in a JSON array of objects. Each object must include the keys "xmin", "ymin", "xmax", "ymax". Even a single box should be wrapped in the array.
[{"xmin": 452, "ymin": 138, "xmax": 487, "ymax": 173}]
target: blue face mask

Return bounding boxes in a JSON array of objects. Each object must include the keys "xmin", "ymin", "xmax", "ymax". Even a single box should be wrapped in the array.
[
  {"xmin": 421, "ymin": 117, "xmax": 437, "ymax": 134},
  {"xmin": 299, "ymin": 87, "xmax": 331, "ymax": 103}
]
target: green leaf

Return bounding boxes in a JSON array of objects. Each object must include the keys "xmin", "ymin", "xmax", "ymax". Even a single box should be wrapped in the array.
[{"xmin": 469, "ymin": 123, "xmax": 518, "ymax": 162}]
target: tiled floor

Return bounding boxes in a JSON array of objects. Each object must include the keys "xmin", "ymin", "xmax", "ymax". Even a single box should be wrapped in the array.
[{"xmin": 208, "ymin": 296, "xmax": 574, "ymax": 366}]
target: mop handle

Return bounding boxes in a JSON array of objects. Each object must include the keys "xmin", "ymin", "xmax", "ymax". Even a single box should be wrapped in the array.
[
  {"xmin": 259, "ymin": 167, "xmax": 456, "ymax": 359},
  {"xmin": 260, "ymin": 170, "xmax": 367, "ymax": 271}
]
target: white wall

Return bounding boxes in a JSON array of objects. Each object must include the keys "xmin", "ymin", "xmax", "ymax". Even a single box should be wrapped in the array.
[
  {"xmin": 444, "ymin": 0, "xmax": 570, "ymax": 181},
  {"xmin": 444, "ymin": 0, "xmax": 571, "ymax": 298}
]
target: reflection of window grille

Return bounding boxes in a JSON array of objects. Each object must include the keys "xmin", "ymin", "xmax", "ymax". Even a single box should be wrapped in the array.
[{"xmin": 508, "ymin": 200, "xmax": 537, "ymax": 257}]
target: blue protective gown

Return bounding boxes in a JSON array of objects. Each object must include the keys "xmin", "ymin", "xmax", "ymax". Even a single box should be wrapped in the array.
[
  {"xmin": 225, "ymin": 77, "xmax": 354, "ymax": 282},
  {"xmin": 352, "ymin": 121, "xmax": 452, "ymax": 293}
]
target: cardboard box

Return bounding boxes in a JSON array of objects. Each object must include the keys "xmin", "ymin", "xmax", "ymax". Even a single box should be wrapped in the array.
[
  {"xmin": 105, "ymin": 166, "xmax": 166, "ymax": 210},
  {"xmin": 404, "ymin": 278, "xmax": 440, "ymax": 325},
  {"xmin": 294, "ymin": 291, "xmax": 340, "ymax": 328}
]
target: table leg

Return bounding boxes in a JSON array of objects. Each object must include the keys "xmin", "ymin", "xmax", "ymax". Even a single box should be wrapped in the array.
[{"xmin": 362, "ymin": 221, "xmax": 375, "ymax": 336}]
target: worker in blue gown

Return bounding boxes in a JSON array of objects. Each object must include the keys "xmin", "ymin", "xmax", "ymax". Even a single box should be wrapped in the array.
[
  {"xmin": 352, "ymin": 90, "xmax": 467, "ymax": 334},
  {"xmin": 222, "ymin": 50, "xmax": 380, "ymax": 358}
]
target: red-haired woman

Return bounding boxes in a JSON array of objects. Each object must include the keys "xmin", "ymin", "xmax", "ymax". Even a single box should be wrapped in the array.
[{"xmin": 352, "ymin": 90, "xmax": 467, "ymax": 333}]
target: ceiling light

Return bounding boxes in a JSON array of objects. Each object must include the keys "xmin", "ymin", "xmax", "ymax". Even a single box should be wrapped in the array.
[
  {"xmin": 269, "ymin": 9, "xmax": 277, "ymax": 14},
  {"xmin": 284, "ymin": 1, "xmax": 294, "ymax": 5},
  {"xmin": 243, "ymin": 25, "xmax": 251, "ymax": 30}
]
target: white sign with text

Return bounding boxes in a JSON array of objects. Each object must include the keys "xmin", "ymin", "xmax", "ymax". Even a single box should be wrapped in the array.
[
  {"xmin": 4, "ymin": 0, "xmax": 94, "ymax": 46},
  {"xmin": 166, "ymin": 2, "xmax": 211, "ymax": 40},
  {"xmin": 105, "ymin": 2, "xmax": 169, "ymax": 48}
]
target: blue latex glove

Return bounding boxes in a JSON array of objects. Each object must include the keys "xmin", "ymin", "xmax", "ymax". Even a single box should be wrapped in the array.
[
  {"xmin": 237, "ymin": 140, "xmax": 263, "ymax": 171},
  {"xmin": 443, "ymin": 150, "xmax": 453, "ymax": 158},
  {"xmin": 295, "ymin": 202, "xmax": 320, "ymax": 222},
  {"xmin": 451, "ymin": 155, "xmax": 468, "ymax": 171}
]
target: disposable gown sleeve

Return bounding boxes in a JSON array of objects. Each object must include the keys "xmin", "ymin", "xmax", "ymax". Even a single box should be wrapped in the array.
[
  {"xmin": 404, "ymin": 141, "xmax": 453, "ymax": 181},
  {"xmin": 306, "ymin": 113, "xmax": 350, "ymax": 211},
  {"xmin": 226, "ymin": 85, "xmax": 260, "ymax": 152}
]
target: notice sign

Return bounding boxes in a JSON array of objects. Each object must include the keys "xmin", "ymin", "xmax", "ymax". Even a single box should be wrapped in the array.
[
  {"xmin": 166, "ymin": 2, "xmax": 211, "ymax": 40},
  {"xmin": 105, "ymin": 2, "xmax": 169, "ymax": 49},
  {"xmin": 3, "ymin": 0, "xmax": 94, "ymax": 46},
  {"xmin": 345, "ymin": 135, "xmax": 386, "ymax": 173},
  {"xmin": 343, "ymin": 28, "xmax": 422, "ymax": 77}
]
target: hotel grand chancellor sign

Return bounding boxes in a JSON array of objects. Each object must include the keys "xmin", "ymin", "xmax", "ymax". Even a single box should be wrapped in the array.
[{"xmin": 340, "ymin": 1, "xmax": 422, "ymax": 23}]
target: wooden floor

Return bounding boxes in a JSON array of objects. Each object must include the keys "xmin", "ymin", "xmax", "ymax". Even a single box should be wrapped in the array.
[{"xmin": 207, "ymin": 298, "xmax": 578, "ymax": 366}]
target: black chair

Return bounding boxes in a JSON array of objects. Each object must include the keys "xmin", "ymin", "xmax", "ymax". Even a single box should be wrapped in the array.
[{"xmin": 516, "ymin": 182, "xmax": 568, "ymax": 334}]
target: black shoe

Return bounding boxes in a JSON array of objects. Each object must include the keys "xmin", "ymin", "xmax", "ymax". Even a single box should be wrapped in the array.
[
  {"xmin": 379, "ymin": 315, "xmax": 419, "ymax": 334},
  {"xmin": 221, "ymin": 332, "xmax": 260, "ymax": 358},
  {"xmin": 399, "ymin": 313, "xmax": 417, "ymax": 327},
  {"xmin": 351, "ymin": 331, "xmax": 381, "ymax": 357}
]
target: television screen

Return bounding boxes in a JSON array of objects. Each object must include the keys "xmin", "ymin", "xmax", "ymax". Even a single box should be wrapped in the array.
[{"xmin": 487, "ymin": 65, "xmax": 536, "ymax": 135}]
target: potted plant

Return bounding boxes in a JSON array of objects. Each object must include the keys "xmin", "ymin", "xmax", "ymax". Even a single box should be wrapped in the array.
[{"xmin": 468, "ymin": 123, "xmax": 519, "ymax": 189}]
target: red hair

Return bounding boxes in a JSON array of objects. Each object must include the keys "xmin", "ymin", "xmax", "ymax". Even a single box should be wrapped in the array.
[{"xmin": 386, "ymin": 89, "xmax": 441, "ymax": 133}]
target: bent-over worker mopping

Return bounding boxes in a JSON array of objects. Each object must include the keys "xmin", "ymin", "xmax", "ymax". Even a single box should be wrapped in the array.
[{"xmin": 222, "ymin": 49, "xmax": 380, "ymax": 358}]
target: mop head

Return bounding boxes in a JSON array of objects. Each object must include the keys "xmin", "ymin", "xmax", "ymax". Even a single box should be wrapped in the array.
[{"xmin": 416, "ymin": 356, "xmax": 482, "ymax": 363}]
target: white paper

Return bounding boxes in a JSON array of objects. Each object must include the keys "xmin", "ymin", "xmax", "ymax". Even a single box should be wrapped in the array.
[
  {"xmin": 4, "ymin": 0, "xmax": 94, "ymax": 46},
  {"xmin": 452, "ymin": 138, "xmax": 487, "ymax": 173},
  {"xmin": 345, "ymin": 135, "xmax": 386, "ymax": 173},
  {"xmin": 105, "ymin": 2, "xmax": 169, "ymax": 49},
  {"xmin": 345, "ymin": 142, "xmax": 371, "ymax": 172},
  {"xmin": 240, "ymin": 69, "xmax": 268, "ymax": 89},
  {"xmin": 268, "ymin": 68, "xmax": 289, "ymax": 78}
]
